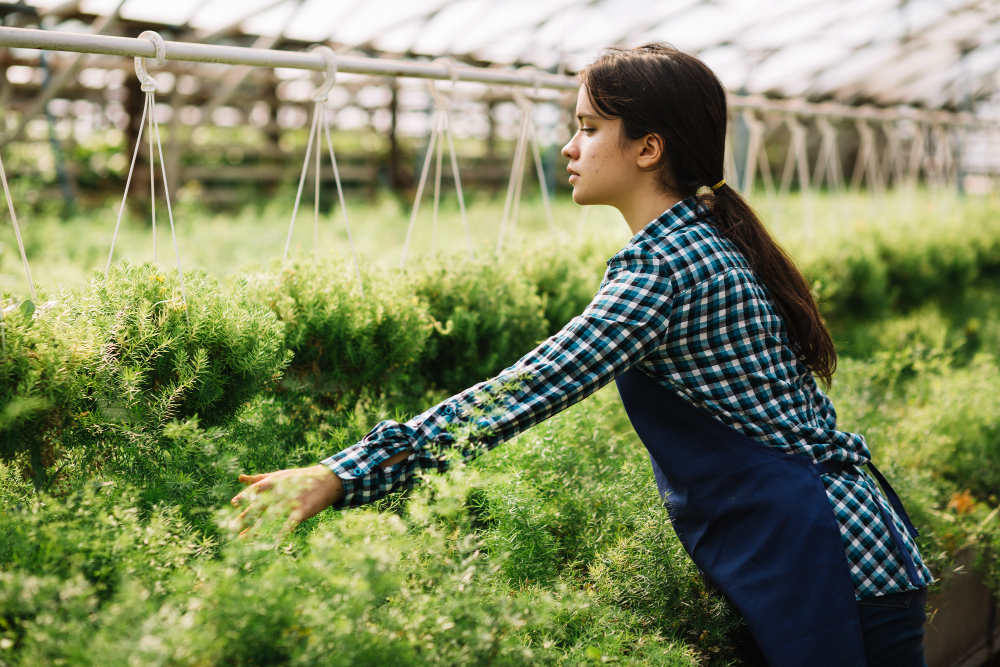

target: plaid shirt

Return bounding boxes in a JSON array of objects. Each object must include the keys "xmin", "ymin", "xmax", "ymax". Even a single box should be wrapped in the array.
[{"xmin": 323, "ymin": 196, "xmax": 932, "ymax": 600}]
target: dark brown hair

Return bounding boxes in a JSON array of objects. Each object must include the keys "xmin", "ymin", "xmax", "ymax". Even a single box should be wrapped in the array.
[{"xmin": 581, "ymin": 43, "xmax": 836, "ymax": 385}]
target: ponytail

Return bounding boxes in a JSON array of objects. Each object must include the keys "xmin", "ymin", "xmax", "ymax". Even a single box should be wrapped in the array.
[{"xmin": 708, "ymin": 184, "xmax": 836, "ymax": 385}]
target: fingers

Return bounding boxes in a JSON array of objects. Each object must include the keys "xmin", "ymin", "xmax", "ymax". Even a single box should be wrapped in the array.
[
  {"xmin": 228, "ymin": 467, "xmax": 335, "ymax": 539},
  {"xmin": 232, "ymin": 472, "xmax": 279, "ymax": 507},
  {"xmin": 239, "ymin": 472, "xmax": 274, "ymax": 485}
]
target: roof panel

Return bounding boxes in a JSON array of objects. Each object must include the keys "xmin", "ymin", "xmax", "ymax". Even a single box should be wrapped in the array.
[{"xmin": 21, "ymin": 0, "xmax": 1000, "ymax": 110}]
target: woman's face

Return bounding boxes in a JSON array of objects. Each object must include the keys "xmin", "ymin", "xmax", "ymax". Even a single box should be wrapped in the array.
[{"xmin": 561, "ymin": 86, "xmax": 639, "ymax": 207}]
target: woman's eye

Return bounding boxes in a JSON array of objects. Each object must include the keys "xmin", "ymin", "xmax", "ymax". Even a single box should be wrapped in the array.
[{"xmin": 580, "ymin": 127, "xmax": 595, "ymax": 134}]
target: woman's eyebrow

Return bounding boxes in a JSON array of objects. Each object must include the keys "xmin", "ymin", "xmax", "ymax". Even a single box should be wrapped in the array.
[{"xmin": 577, "ymin": 114, "xmax": 596, "ymax": 123}]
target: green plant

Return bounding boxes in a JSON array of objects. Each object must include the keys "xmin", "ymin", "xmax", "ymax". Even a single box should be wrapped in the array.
[
  {"xmin": 410, "ymin": 258, "xmax": 549, "ymax": 393},
  {"xmin": 518, "ymin": 242, "xmax": 606, "ymax": 336},
  {"xmin": 66, "ymin": 262, "xmax": 289, "ymax": 431},
  {"xmin": 0, "ymin": 293, "xmax": 98, "ymax": 489},
  {"xmin": 245, "ymin": 258, "xmax": 431, "ymax": 409}
]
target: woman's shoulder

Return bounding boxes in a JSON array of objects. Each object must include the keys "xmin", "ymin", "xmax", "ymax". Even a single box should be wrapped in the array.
[{"xmin": 613, "ymin": 217, "xmax": 752, "ymax": 292}]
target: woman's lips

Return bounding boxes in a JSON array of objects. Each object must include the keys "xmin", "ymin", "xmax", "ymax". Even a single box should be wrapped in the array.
[{"xmin": 568, "ymin": 169, "xmax": 580, "ymax": 183}]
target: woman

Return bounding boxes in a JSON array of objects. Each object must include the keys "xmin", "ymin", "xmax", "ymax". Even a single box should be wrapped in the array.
[{"xmin": 232, "ymin": 44, "xmax": 931, "ymax": 667}]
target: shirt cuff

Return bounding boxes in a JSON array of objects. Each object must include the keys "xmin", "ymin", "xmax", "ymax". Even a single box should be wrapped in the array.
[
  {"xmin": 321, "ymin": 446, "xmax": 420, "ymax": 508},
  {"xmin": 321, "ymin": 444, "xmax": 370, "ymax": 508}
]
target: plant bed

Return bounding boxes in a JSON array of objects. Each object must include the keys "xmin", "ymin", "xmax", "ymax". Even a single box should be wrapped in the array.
[
  {"xmin": 66, "ymin": 262, "xmax": 289, "ymax": 432},
  {"xmin": 0, "ymin": 293, "xmax": 98, "ymax": 489},
  {"xmin": 245, "ymin": 258, "xmax": 431, "ymax": 410}
]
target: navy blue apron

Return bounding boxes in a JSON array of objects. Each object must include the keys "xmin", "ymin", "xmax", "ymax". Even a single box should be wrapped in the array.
[{"xmin": 615, "ymin": 367, "xmax": 921, "ymax": 667}]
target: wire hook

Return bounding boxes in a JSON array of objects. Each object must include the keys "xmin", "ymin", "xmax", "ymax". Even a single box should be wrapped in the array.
[
  {"xmin": 518, "ymin": 65, "xmax": 541, "ymax": 96},
  {"xmin": 426, "ymin": 57, "xmax": 458, "ymax": 109},
  {"xmin": 310, "ymin": 45, "xmax": 337, "ymax": 102},
  {"xmin": 134, "ymin": 30, "xmax": 165, "ymax": 93}
]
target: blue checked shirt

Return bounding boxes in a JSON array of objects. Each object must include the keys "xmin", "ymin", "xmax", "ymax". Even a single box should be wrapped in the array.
[{"xmin": 323, "ymin": 196, "xmax": 932, "ymax": 600}]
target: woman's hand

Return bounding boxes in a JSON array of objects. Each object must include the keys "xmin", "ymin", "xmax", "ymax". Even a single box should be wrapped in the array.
[{"xmin": 230, "ymin": 465, "xmax": 344, "ymax": 537}]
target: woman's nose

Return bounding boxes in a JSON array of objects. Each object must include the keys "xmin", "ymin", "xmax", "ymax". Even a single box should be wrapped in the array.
[{"xmin": 561, "ymin": 139, "xmax": 576, "ymax": 160}]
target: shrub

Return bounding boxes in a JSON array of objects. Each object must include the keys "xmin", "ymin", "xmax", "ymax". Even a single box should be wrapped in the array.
[
  {"xmin": 519, "ymin": 242, "xmax": 606, "ymax": 336},
  {"xmin": 805, "ymin": 208, "xmax": 1000, "ymax": 327},
  {"xmin": 410, "ymin": 258, "xmax": 549, "ymax": 393},
  {"xmin": 245, "ymin": 258, "xmax": 431, "ymax": 408},
  {"xmin": 66, "ymin": 262, "xmax": 289, "ymax": 430},
  {"xmin": 0, "ymin": 293, "xmax": 98, "ymax": 488},
  {"xmin": 0, "ymin": 484, "xmax": 212, "ymax": 600}
]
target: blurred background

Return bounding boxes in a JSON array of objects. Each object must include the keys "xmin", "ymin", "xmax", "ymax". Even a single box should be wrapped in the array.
[
  {"xmin": 0, "ymin": 0, "xmax": 998, "ymax": 287},
  {"xmin": 2, "ymin": 7, "xmax": 1000, "ymax": 664}
]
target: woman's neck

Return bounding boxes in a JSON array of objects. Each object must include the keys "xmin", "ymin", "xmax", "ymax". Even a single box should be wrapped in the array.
[{"xmin": 615, "ymin": 184, "xmax": 682, "ymax": 236}]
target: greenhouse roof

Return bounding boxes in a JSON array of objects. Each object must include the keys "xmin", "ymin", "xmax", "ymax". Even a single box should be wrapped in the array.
[{"xmin": 16, "ymin": 0, "xmax": 1000, "ymax": 111}]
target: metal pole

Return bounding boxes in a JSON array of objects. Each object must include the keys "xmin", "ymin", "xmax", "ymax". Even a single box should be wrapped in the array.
[{"xmin": 0, "ymin": 27, "xmax": 578, "ymax": 91}]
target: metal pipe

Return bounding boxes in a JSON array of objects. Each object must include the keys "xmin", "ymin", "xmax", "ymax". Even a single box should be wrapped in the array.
[
  {"xmin": 0, "ymin": 27, "xmax": 992, "ymax": 127},
  {"xmin": 727, "ymin": 92, "xmax": 988, "ymax": 128},
  {"xmin": 0, "ymin": 26, "xmax": 578, "ymax": 91}
]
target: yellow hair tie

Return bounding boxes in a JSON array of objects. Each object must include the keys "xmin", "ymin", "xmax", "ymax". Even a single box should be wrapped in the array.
[{"xmin": 711, "ymin": 179, "xmax": 725, "ymax": 190}]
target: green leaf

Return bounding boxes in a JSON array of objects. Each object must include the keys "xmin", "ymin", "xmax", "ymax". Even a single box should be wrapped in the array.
[{"xmin": 19, "ymin": 299, "xmax": 35, "ymax": 322}]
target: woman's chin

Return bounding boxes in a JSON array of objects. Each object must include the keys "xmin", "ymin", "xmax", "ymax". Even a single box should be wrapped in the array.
[{"xmin": 571, "ymin": 188, "xmax": 597, "ymax": 206}]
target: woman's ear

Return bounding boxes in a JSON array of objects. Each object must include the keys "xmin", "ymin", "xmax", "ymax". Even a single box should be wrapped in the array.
[{"xmin": 636, "ymin": 133, "xmax": 665, "ymax": 171}]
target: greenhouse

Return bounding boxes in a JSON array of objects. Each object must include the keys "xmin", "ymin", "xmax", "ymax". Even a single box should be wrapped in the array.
[{"xmin": 0, "ymin": 1, "xmax": 999, "ymax": 666}]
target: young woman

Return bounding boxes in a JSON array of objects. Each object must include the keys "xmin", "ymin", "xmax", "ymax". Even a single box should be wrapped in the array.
[{"xmin": 233, "ymin": 44, "xmax": 931, "ymax": 667}]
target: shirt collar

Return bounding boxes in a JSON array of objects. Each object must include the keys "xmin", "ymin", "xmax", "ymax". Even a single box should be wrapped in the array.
[{"xmin": 627, "ymin": 195, "xmax": 709, "ymax": 247}]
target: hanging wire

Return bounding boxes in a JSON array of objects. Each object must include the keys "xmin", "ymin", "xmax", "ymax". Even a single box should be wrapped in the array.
[
  {"xmin": 495, "ymin": 111, "xmax": 531, "ymax": 257},
  {"xmin": 282, "ymin": 107, "xmax": 319, "ymax": 262},
  {"xmin": 321, "ymin": 107, "xmax": 364, "ymax": 297},
  {"xmin": 313, "ymin": 101, "xmax": 321, "ymax": 264},
  {"xmin": 431, "ymin": 105, "xmax": 445, "ymax": 260},
  {"xmin": 284, "ymin": 46, "xmax": 363, "ymax": 295},
  {"xmin": 150, "ymin": 92, "xmax": 190, "ymax": 321},
  {"xmin": 529, "ymin": 122, "xmax": 557, "ymax": 240},
  {"xmin": 434, "ymin": 57, "xmax": 474, "ymax": 260},
  {"xmin": 399, "ymin": 110, "xmax": 441, "ymax": 270},
  {"xmin": 149, "ymin": 95, "xmax": 156, "ymax": 263},
  {"xmin": 0, "ymin": 151, "xmax": 37, "ymax": 301},
  {"xmin": 497, "ymin": 81, "xmax": 557, "ymax": 257},
  {"xmin": 106, "ymin": 31, "xmax": 189, "ymax": 322},
  {"xmin": 106, "ymin": 93, "xmax": 149, "ymax": 274},
  {"xmin": 442, "ymin": 113, "xmax": 474, "ymax": 260},
  {"xmin": 399, "ymin": 61, "xmax": 474, "ymax": 269},
  {"xmin": 507, "ymin": 113, "xmax": 530, "ymax": 246}
]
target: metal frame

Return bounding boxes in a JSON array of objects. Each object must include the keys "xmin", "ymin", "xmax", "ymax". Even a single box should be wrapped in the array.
[
  {"xmin": 2, "ymin": 26, "xmax": 993, "ymax": 128},
  {"xmin": 0, "ymin": 26, "xmax": 578, "ymax": 91},
  {"xmin": 727, "ymin": 93, "xmax": 990, "ymax": 130}
]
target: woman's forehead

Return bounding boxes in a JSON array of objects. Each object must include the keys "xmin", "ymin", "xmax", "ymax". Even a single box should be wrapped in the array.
[{"xmin": 575, "ymin": 86, "xmax": 595, "ymax": 115}]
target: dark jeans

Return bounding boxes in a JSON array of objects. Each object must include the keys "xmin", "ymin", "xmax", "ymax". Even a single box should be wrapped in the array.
[
  {"xmin": 857, "ymin": 587, "xmax": 928, "ymax": 667},
  {"xmin": 734, "ymin": 587, "xmax": 928, "ymax": 666}
]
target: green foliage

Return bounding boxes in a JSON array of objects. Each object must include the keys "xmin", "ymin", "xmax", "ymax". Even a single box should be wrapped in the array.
[
  {"xmin": 0, "ymin": 458, "xmax": 703, "ymax": 667},
  {"xmin": 804, "ymin": 205, "xmax": 1000, "ymax": 326},
  {"xmin": 0, "ymin": 294, "xmax": 98, "ymax": 488},
  {"xmin": 245, "ymin": 258, "xmax": 430, "ymax": 408},
  {"xmin": 472, "ymin": 389, "xmax": 744, "ymax": 663},
  {"xmin": 2, "ymin": 195, "xmax": 1000, "ymax": 666},
  {"xmin": 827, "ymin": 316, "xmax": 1000, "ymax": 595},
  {"xmin": 67, "ymin": 262, "xmax": 289, "ymax": 430},
  {"xmin": 410, "ymin": 258, "xmax": 549, "ymax": 393},
  {"xmin": 518, "ymin": 242, "xmax": 606, "ymax": 335},
  {"xmin": 0, "ymin": 484, "xmax": 212, "ymax": 600}
]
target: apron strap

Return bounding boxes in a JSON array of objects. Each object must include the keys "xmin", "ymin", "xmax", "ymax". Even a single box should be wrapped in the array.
[
  {"xmin": 813, "ymin": 459, "xmax": 923, "ymax": 588},
  {"xmin": 864, "ymin": 462, "xmax": 920, "ymax": 538}
]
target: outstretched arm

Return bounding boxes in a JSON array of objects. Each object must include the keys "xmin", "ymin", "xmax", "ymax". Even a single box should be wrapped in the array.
[{"xmin": 232, "ymin": 245, "xmax": 675, "ymax": 526}]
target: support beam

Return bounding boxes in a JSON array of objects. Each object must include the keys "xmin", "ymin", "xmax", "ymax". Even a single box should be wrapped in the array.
[{"xmin": 0, "ymin": 26, "xmax": 579, "ymax": 91}]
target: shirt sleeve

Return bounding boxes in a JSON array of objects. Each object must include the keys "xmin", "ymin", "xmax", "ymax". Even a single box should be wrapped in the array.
[{"xmin": 321, "ymin": 245, "xmax": 676, "ymax": 508}]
